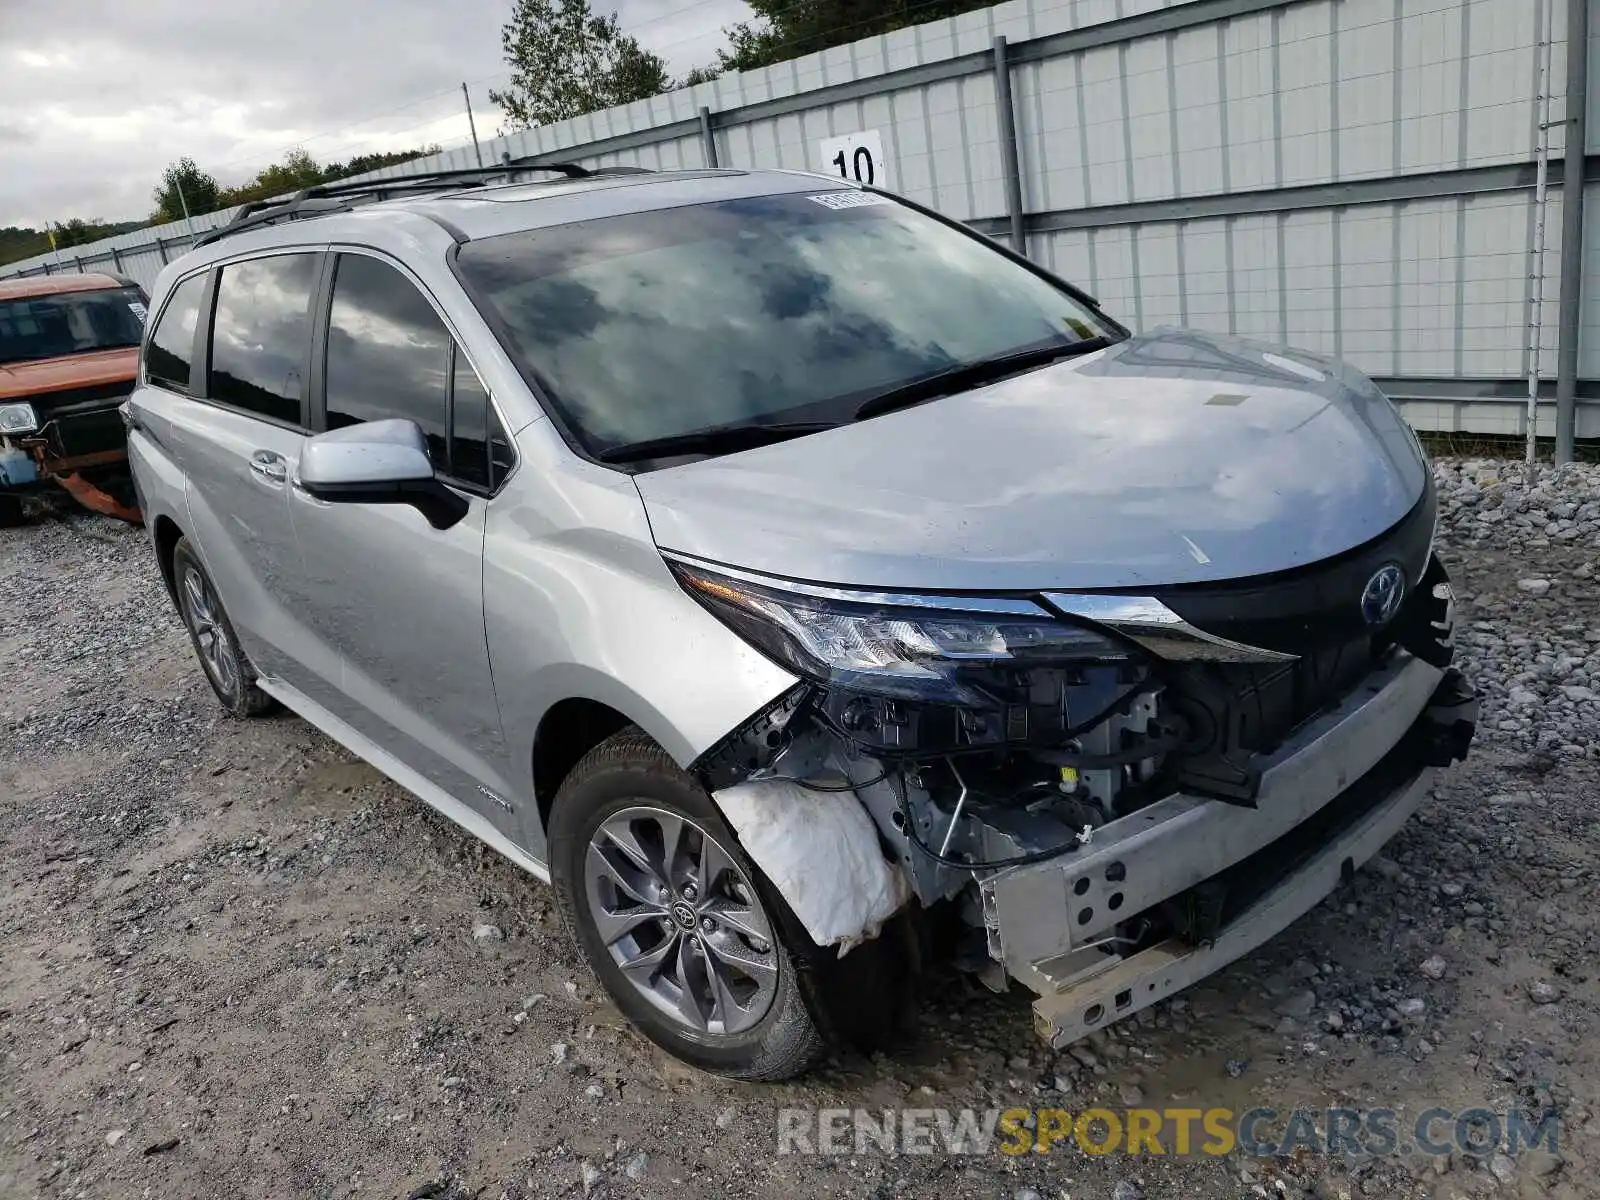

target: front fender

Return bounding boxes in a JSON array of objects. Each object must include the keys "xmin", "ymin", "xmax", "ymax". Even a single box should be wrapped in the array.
[{"xmin": 484, "ymin": 425, "xmax": 798, "ymax": 848}]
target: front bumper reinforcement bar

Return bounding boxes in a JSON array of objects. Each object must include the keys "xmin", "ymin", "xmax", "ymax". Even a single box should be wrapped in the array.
[{"xmin": 979, "ymin": 651, "xmax": 1477, "ymax": 1046}]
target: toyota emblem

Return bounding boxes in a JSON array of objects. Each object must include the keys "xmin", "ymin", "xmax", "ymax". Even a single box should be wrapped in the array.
[{"xmin": 1361, "ymin": 564, "xmax": 1406, "ymax": 627}]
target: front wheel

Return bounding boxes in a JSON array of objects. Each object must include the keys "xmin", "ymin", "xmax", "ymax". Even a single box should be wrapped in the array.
[{"xmin": 549, "ymin": 728, "xmax": 829, "ymax": 1080}]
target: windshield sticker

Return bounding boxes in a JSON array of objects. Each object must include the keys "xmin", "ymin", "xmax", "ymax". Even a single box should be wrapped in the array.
[
  {"xmin": 128, "ymin": 301, "xmax": 148, "ymax": 324},
  {"xmin": 807, "ymin": 191, "xmax": 893, "ymax": 211}
]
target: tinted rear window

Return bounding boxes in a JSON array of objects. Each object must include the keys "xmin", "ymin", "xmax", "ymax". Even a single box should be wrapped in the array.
[
  {"xmin": 456, "ymin": 192, "xmax": 1112, "ymax": 455},
  {"xmin": 145, "ymin": 275, "xmax": 206, "ymax": 391},
  {"xmin": 0, "ymin": 285, "xmax": 147, "ymax": 366},
  {"xmin": 209, "ymin": 254, "xmax": 318, "ymax": 425}
]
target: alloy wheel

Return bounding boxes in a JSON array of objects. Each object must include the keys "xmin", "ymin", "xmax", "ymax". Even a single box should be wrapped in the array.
[
  {"xmin": 583, "ymin": 806, "xmax": 779, "ymax": 1036},
  {"xmin": 181, "ymin": 564, "xmax": 239, "ymax": 699}
]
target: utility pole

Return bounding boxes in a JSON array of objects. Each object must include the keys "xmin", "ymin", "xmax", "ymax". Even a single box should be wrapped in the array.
[{"xmin": 463, "ymin": 82, "xmax": 485, "ymax": 169}]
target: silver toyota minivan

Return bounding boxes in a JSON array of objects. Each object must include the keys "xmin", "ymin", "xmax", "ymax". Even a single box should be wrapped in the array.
[{"xmin": 126, "ymin": 161, "xmax": 1477, "ymax": 1079}]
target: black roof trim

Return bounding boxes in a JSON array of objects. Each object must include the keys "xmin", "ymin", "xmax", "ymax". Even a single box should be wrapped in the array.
[{"xmin": 193, "ymin": 158, "xmax": 616, "ymax": 250}]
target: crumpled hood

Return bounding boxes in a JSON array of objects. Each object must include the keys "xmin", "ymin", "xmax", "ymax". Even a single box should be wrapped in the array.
[
  {"xmin": 0, "ymin": 347, "xmax": 138, "ymax": 402},
  {"xmin": 634, "ymin": 328, "xmax": 1430, "ymax": 591}
]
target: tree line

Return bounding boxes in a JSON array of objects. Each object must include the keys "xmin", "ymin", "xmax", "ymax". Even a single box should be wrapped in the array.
[
  {"xmin": 149, "ymin": 145, "xmax": 443, "ymax": 225},
  {"xmin": 0, "ymin": 146, "xmax": 440, "ymax": 269},
  {"xmin": 1, "ymin": 219, "xmax": 145, "ymax": 265},
  {"xmin": 4, "ymin": 0, "xmax": 989, "ymax": 268}
]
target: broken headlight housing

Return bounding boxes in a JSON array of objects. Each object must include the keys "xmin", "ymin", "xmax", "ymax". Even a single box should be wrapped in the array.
[
  {"xmin": 671, "ymin": 559, "xmax": 1150, "ymax": 755},
  {"xmin": 0, "ymin": 402, "xmax": 40, "ymax": 436}
]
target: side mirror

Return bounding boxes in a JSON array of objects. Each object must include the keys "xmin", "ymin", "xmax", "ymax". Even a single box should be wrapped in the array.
[{"xmin": 298, "ymin": 418, "xmax": 468, "ymax": 530}]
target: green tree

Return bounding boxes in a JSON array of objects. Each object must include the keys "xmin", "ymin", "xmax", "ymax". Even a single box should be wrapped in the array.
[
  {"xmin": 0, "ymin": 225, "xmax": 53, "ymax": 266},
  {"xmin": 52, "ymin": 218, "xmax": 107, "ymax": 248},
  {"xmin": 681, "ymin": 64, "xmax": 721, "ymax": 87},
  {"xmin": 610, "ymin": 38, "xmax": 672, "ymax": 101},
  {"xmin": 250, "ymin": 147, "xmax": 324, "ymax": 195},
  {"xmin": 489, "ymin": 0, "xmax": 671, "ymax": 130},
  {"xmin": 717, "ymin": 0, "xmax": 996, "ymax": 73},
  {"xmin": 324, "ymin": 144, "xmax": 443, "ymax": 179},
  {"xmin": 153, "ymin": 157, "xmax": 222, "ymax": 222}
]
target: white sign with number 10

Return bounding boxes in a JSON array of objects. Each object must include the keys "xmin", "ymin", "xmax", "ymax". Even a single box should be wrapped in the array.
[{"xmin": 817, "ymin": 129, "xmax": 886, "ymax": 187}]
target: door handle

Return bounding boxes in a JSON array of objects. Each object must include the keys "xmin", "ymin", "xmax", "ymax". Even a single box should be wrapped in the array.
[{"xmin": 249, "ymin": 451, "xmax": 287, "ymax": 484}]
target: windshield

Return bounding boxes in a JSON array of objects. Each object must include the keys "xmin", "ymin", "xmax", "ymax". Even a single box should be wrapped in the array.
[
  {"xmin": 0, "ymin": 285, "xmax": 148, "ymax": 365},
  {"xmin": 456, "ymin": 192, "xmax": 1119, "ymax": 454}
]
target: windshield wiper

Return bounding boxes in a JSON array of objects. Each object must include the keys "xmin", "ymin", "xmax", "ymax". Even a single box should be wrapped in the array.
[
  {"xmin": 596, "ymin": 420, "xmax": 839, "ymax": 464},
  {"xmin": 851, "ymin": 336, "xmax": 1112, "ymax": 422}
]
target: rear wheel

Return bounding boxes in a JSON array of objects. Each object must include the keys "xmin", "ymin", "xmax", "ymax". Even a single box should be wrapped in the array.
[
  {"xmin": 171, "ymin": 537, "xmax": 279, "ymax": 718},
  {"xmin": 549, "ymin": 728, "xmax": 830, "ymax": 1080},
  {"xmin": 0, "ymin": 493, "xmax": 25, "ymax": 528}
]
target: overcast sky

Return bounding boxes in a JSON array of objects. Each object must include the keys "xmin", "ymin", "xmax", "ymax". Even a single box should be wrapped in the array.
[{"xmin": 0, "ymin": 0, "xmax": 748, "ymax": 229}]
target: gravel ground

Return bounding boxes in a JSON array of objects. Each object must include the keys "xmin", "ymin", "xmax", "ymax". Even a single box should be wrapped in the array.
[{"xmin": 1, "ymin": 457, "xmax": 1597, "ymax": 1200}]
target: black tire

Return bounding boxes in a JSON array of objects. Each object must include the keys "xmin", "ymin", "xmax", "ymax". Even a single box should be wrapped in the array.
[
  {"xmin": 549, "ymin": 727, "xmax": 835, "ymax": 1080},
  {"xmin": 0, "ymin": 493, "xmax": 25, "ymax": 528},
  {"xmin": 170, "ymin": 536, "xmax": 279, "ymax": 718}
]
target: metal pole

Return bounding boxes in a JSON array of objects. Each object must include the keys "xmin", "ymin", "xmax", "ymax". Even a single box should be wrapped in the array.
[
  {"xmin": 155, "ymin": 237, "xmax": 169, "ymax": 265},
  {"xmin": 173, "ymin": 176, "xmax": 199, "ymax": 246},
  {"xmin": 1555, "ymin": 0, "xmax": 1590, "ymax": 462},
  {"xmin": 699, "ymin": 106, "xmax": 719, "ymax": 168},
  {"xmin": 463, "ymin": 82, "xmax": 485, "ymax": 169},
  {"xmin": 1526, "ymin": 0, "xmax": 1555, "ymax": 480},
  {"xmin": 993, "ymin": 36, "xmax": 1027, "ymax": 257}
]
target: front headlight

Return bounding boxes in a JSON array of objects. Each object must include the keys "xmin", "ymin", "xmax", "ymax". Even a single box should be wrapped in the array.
[
  {"xmin": 670, "ymin": 559, "xmax": 1134, "ymax": 706},
  {"xmin": 0, "ymin": 402, "xmax": 39, "ymax": 436}
]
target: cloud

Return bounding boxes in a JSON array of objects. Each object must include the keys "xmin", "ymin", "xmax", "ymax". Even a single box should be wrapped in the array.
[{"xmin": 0, "ymin": 0, "xmax": 749, "ymax": 228}]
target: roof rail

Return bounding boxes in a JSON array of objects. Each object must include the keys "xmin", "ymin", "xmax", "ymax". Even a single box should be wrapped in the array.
[{"xmin": 192, "ymin": 158, "xmax": 600, "ymax": 249}]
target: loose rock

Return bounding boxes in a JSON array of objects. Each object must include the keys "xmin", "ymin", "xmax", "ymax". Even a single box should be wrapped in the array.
[{"xmin": 1526, "ymin": 979, "xmax": 1562, "ymax": 1005}]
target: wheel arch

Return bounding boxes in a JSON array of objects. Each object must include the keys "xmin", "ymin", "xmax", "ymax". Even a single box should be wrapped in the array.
[
  {"xmin": 532, "ymin": 696, "xmax": 634, "ymax": 835},
  {"xmin": 152, "ymin": 513, "xmax": 185, "ymax": 606}
]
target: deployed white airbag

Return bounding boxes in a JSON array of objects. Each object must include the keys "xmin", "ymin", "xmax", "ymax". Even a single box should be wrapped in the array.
[{"xmin": 713, "ymin": 778, "xmax": 910, "ymax": 954}]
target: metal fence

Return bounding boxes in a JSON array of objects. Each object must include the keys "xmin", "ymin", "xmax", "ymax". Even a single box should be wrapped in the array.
[{"xmin": 6, "ymin": 0, "xmax": 1591, "ymax": 450}]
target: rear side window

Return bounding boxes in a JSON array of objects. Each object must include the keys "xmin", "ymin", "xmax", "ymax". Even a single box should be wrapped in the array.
[
  {"xmin": 209, "ymin": 254, "xmax": 318, "ymax": 425},
  {"xmin": 145, "ymin": 275, "xmax": 206, "ymax": 390}
]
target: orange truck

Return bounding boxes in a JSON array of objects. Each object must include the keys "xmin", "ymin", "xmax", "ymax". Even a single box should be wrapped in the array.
[{"xmin": 0, "ymin": 272, "xmax": 147, "ymax": 525}]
